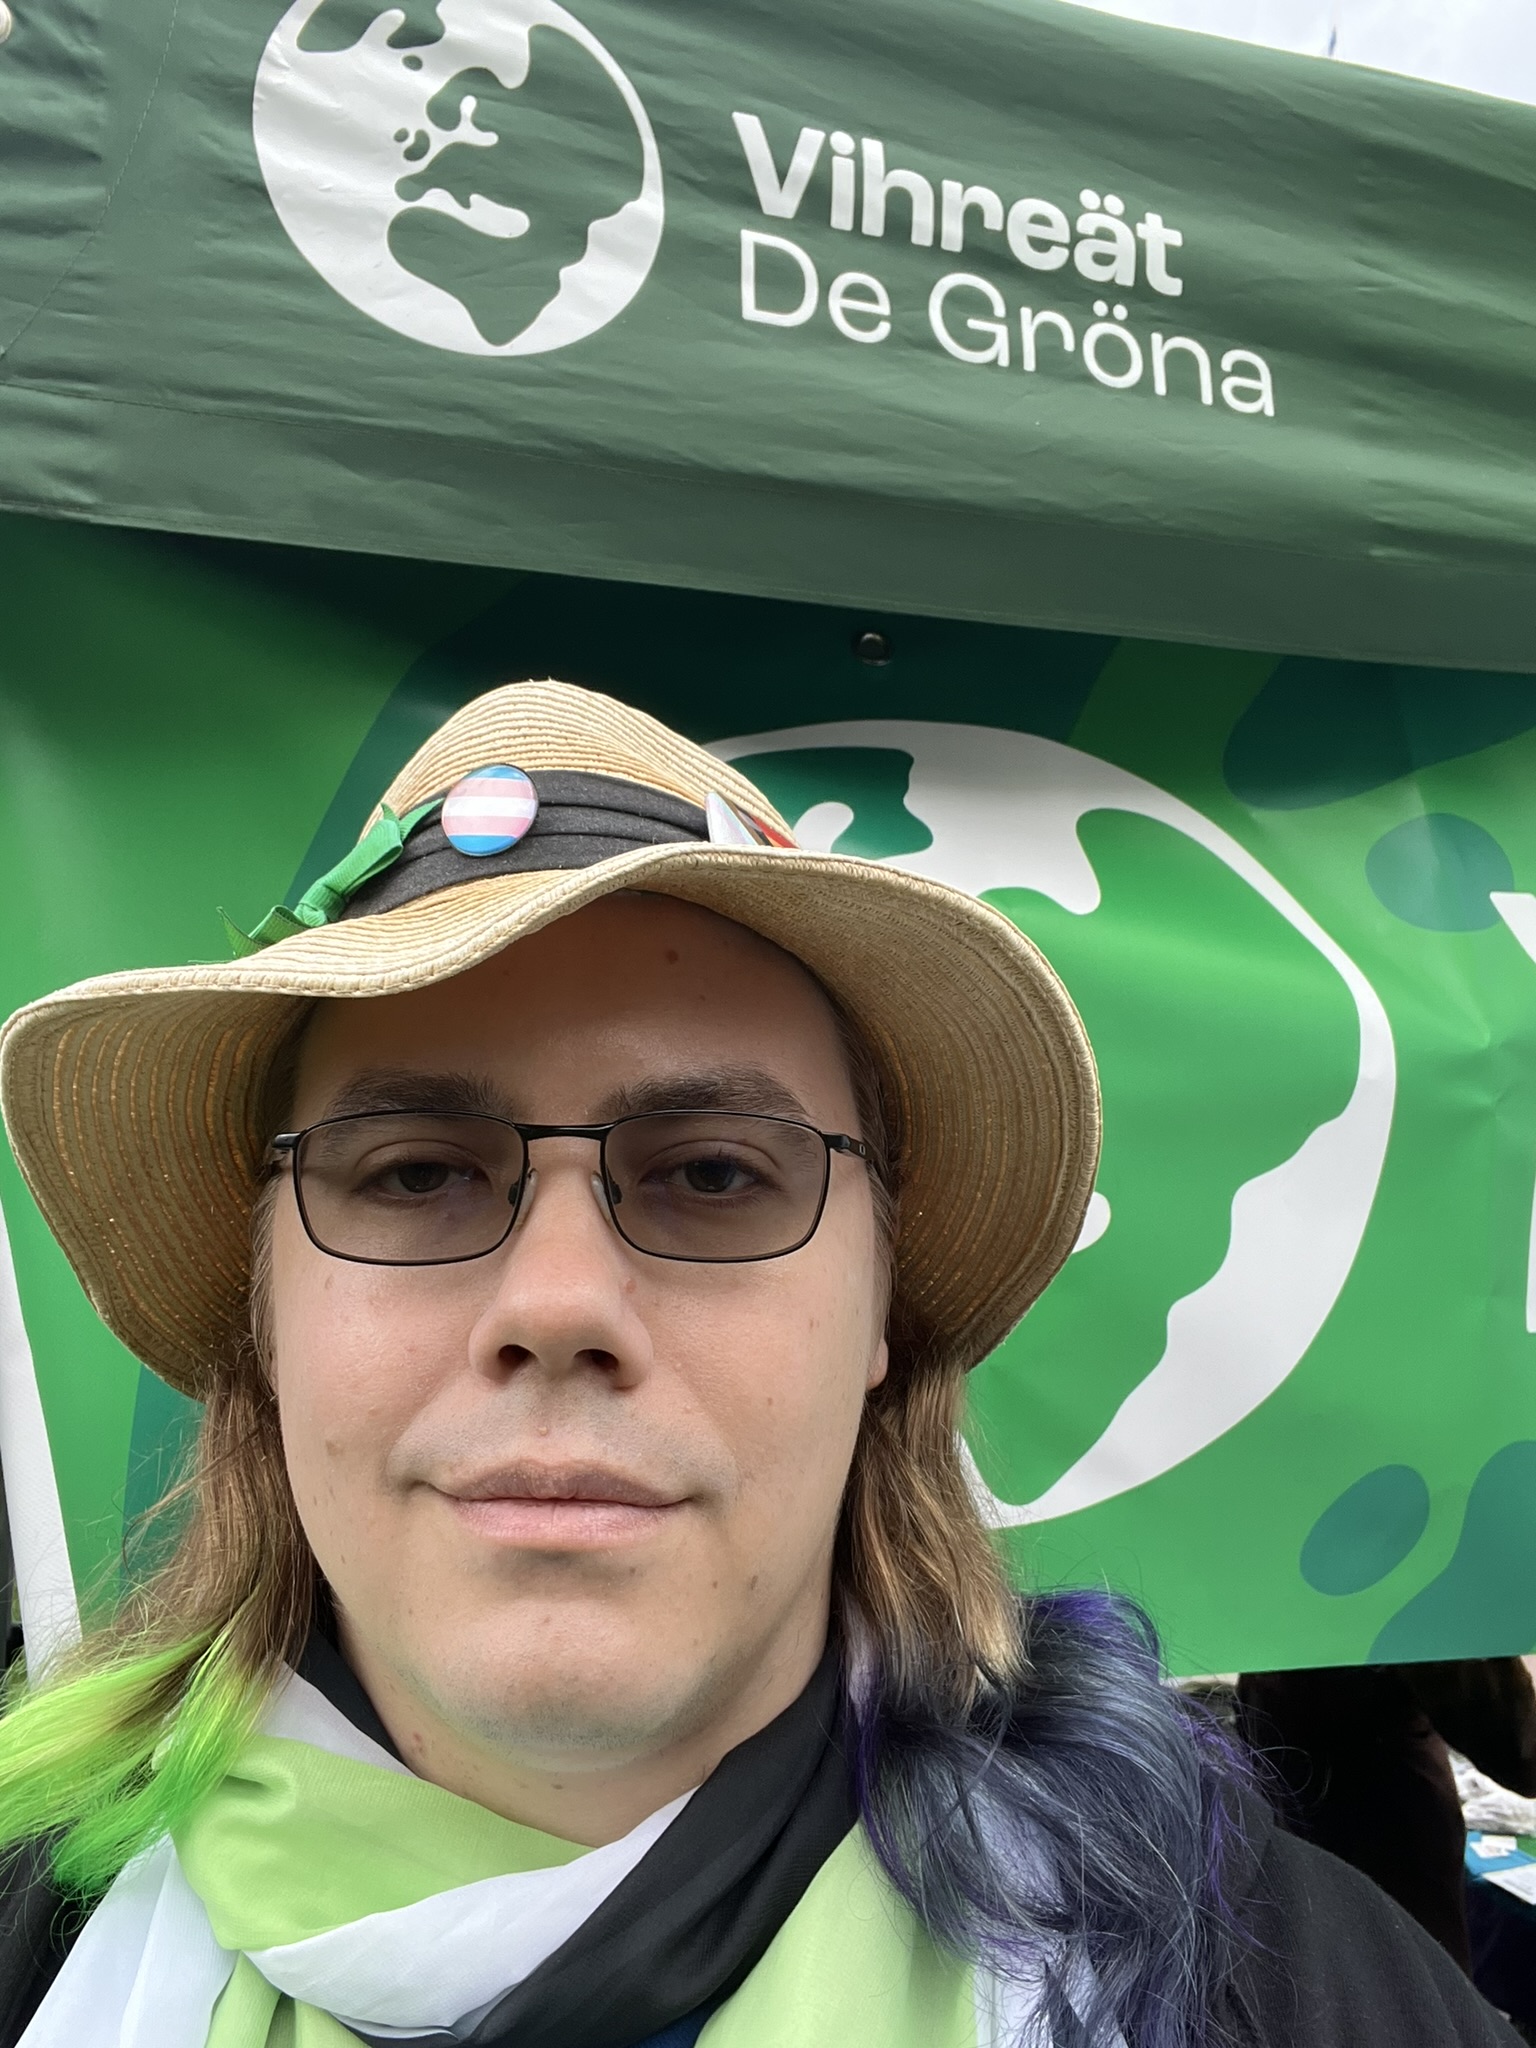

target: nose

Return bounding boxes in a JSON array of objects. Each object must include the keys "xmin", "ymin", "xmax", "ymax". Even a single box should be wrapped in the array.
[
  {"xmin": 513, "ymin": 1130, "xmax": 621, "ymax": 1237},
  {"xmin": 467, "ymin": 1138, "xmax": 652, "ymax": 1389}
]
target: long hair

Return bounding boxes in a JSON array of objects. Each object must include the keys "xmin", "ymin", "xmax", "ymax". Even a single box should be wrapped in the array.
[
  {"xmin": 0, "ymin": 1003, "xmax": 1250, "ymax": 2044},
  {"xmin": 838, "ymin": 1023, "xmax": 1252, "ymax": 2047}
]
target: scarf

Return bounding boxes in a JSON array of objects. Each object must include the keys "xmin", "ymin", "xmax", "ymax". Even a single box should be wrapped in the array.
[
  {"xmin": 18, "ymin": 1649, "xmax": 864, "ymax": 2048},
  {"xmin": 16, "ymin": 1643, "xmax": 1071, "ymax": 2047}
]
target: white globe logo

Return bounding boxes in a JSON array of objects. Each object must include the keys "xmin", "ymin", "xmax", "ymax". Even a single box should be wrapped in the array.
[
  {"xmin": 253, "ymin": 0, "xmax": 664, "ymax": 356},
  {"xmin": 716, "ymin": 720, "xmax": 1397, "ymax": 1522}
]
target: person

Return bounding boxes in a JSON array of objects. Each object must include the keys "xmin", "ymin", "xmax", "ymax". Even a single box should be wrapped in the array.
[
  {"xmin": 1238, "ymin": 1659, "xmax": 1536, "ymax": 1969},
  {"xmin": 0, "ymin": 680, "xmax": 1518, "ymax": 2048}
]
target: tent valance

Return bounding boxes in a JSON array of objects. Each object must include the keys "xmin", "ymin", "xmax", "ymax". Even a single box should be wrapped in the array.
[{"xmin": 3, "ymin": 0, "xmax": 1536, "ymax": 665}]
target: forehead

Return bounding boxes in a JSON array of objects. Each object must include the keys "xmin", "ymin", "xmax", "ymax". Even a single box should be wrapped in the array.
[{"xmin": 291, "ymin": 894, "xmax": 855, "ymax": 1120}]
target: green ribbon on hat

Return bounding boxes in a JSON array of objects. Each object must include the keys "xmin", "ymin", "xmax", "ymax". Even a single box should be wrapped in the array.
[{"xmin": 221, "ymin": 799, "xmax": 441, "ymax": 958}]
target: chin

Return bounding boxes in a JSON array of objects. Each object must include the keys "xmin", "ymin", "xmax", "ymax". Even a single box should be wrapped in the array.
[{"xmin": 430, "ymin": 1608, "xmax": 721, "ymax": 1758}]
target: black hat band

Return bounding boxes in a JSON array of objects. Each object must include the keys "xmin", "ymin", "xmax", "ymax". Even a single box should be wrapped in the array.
[{"xmin": 342, "ymin": 770, "xmax": 708, "ymax": 920}]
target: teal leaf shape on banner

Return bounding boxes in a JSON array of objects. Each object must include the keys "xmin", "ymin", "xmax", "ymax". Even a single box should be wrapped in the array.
[
  {"xmin": 1300, "ymin": 1466, "xmax": 1430, "ymax": 1597},
  {"xmin": 1371, "ymin": 1443, "xmax": 1536, "ymax": 1660}
]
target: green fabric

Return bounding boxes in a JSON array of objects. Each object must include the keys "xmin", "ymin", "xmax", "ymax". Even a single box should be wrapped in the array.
[
  {"xmin": 205, "ymin": 1959, "xmax": 359, "ymax": 2048},
  {"xmin": 223, "ymin": 798, "xmax": 440, "ymax": 955},
  {"xmin": 206, "ymin": 1960, "xmax": 281, "ymax": 2048},
  {"xmin": 175, "ymin": 1735, "xmax": 975, "ymax": 2048},
  {"xmin": 701, "ymin": 1829, "xmax": 977, "ymax": 2048},
  {"xmin": 2, "ymin": 1, "xmax": 1536, "ymax": 667},
  {"xmin": 175, "ymin": 1735, "xmax": 587, "ymax": 1949},
  {"xmin": 9, "ymin": 508, "xmax": 1536, "ymax": 1673}
]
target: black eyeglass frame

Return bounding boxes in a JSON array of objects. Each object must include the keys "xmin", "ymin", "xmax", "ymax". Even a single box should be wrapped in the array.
[{"xmin": 269, "ymin": 1108, "xmax": 873, "ymax": 1269}]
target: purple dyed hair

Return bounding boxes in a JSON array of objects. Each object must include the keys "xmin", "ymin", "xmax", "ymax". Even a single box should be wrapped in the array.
[{"xmin": 846, "ymin": 1589, "xmax": 1256, "ymax": 2048}]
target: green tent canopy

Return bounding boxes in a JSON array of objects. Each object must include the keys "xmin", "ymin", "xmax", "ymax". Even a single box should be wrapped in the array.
[
  {"xmin": 1, "ymin": 0, "xmax": 1535, "ymax": 1674},
  {"xmin": 5, "ymin": 0, "xmax": 1536, "ymax": 665}
]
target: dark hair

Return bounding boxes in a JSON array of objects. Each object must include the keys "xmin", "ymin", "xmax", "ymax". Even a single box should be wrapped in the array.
[{"xmin": 847, "ymin": 1589, "xmax": 1252, "ymax": 2047}]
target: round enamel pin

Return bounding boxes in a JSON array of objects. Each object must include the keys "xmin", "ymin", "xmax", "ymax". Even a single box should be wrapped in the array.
[{"xmin": 441, "ymin": 764, "xmax": 539, "ymax": 856}]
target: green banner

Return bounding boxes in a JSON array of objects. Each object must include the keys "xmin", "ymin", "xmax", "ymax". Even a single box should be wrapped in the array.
[
  {"xmin": 4, "ymin": 0, "xmax": 1536, "ymax": 667},
  {"xmin": 4, "ymin": 505, "xmax": 1536, "ymax": 1673}
]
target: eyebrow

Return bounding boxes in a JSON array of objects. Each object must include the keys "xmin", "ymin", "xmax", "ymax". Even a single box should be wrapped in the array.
[
  {"xmin": 314, "ymin": 1066, "xmax": 813, "ymax": 1126},
  {"xmin": 599, "ymin": 1069, "xmax": 811, "ymax": 1122},
  {"xmin": 317, "ymin": 1070, "xmax": 513, "ymax": 1122}
]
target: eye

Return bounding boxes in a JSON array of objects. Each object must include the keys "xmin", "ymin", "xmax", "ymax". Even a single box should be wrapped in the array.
[
  {"xmin": 678, "ymin": 1152, "xmax": 755, "ymax": 1197},
  {"xmin": 637, "ymin": 1144, "xmax": 775, "ymax": 1203},
  {"xmin": 388, "ymin": 1159, "xmax": 457, "ymax": 1197},
  {"xmin": 354, "ymin": 1149, "xmax": 486, "ymax": 1201}
]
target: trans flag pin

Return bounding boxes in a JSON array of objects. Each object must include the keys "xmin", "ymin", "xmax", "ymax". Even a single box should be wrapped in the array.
[{"xmin": 441, "ymin": 765, "xmax": 539, "ymax": 856}]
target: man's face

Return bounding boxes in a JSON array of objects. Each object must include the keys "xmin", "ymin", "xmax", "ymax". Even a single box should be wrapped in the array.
[{"xmin": 270, "ymin": 894, "xmax": 887, "ymax": 1784}]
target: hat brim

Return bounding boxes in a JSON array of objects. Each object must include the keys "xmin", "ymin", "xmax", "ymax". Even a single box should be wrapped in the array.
[{"xmin": 0, "ymin": 844, "xmax": 1100, "ymax": 1397}]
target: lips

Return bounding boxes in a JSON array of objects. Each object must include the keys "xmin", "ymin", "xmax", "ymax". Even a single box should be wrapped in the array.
[
  {"xmin": 436, "ymin": 1463, "xmax": 685, "ymax": 1549},
  {"xmin": 444, "ymin": 1463, "xmax": 682, "ymax": 1508}
]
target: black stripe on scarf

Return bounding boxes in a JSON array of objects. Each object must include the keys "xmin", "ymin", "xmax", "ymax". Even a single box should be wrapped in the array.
[{"xmin": 302, "ymin": 1628, "xmax": 855, "ymax": 2048}]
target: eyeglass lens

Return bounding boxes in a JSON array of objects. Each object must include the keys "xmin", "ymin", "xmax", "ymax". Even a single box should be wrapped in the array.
[{"xmin": 292, "ymin": 1111, "xmax": 834, "ymax": 1266}]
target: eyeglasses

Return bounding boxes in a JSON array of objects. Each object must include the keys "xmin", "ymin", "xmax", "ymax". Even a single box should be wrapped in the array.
[{"xmin": 269, "ymin": 1109, "xmax": 872, "ymax": 1268}]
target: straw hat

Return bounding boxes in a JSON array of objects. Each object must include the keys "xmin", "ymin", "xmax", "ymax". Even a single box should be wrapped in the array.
[{"xmin": 0, "ymin": 681, "xmax": 1099, "ymax": 1398}]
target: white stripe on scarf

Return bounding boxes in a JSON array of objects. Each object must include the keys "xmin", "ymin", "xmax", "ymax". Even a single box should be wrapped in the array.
[{"xmin": 20, "ymin": 1672, "xmax": 692, "ymax": 2048}]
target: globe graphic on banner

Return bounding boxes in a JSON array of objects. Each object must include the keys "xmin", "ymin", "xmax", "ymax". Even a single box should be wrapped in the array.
[
  {"xmin": 715, "ymin": 720, "xmax": 1396, "ymax": 1524},
  {"xmin": 253, "ymin": 0, "xmax": 664, "ymax": 356}
]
